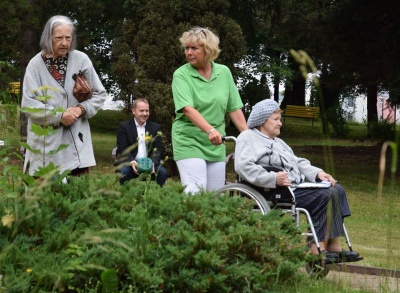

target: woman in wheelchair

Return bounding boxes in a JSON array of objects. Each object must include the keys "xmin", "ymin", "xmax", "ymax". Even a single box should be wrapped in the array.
[{"xmin": 234, "ymin": 99, "xmax": 360, "ymax": 263}]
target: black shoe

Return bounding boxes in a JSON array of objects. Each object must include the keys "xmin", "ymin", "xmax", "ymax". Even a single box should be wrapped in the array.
[
  {"xmin": 324, "ymin": 251, "xmax": 339, "ymax": 264},
  {"xmin": 339, "ymin": 249, "xmax": 359, "ymax": 257},
  {"xmin": 328, "ymin": 250, "xmax": 360, "ymax": 262}
]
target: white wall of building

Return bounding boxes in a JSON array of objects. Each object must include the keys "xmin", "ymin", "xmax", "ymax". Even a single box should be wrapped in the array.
[{"xmin": 341, "ymin": 93, "xmax": 400, "ymax": 124}]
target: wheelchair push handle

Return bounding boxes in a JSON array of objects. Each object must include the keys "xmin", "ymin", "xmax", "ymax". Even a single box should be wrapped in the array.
[{"xmin": 221, "ymin": 136, "xmax": 237, "ymax": 143}]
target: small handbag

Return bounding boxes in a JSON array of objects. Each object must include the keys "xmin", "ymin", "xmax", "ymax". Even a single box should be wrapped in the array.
[
  {"xmin": 136, "ymin": 157, "xmax": 153, "ymax": 173},
  {"xmin": 72, "ymin": 70, "xmax": 93, "ymax": 103}
]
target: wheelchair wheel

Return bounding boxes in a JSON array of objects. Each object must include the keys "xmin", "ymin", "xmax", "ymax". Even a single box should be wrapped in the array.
[{"xmin": 217, "ymin": 183, "xmax": 271, "ymax": 215}]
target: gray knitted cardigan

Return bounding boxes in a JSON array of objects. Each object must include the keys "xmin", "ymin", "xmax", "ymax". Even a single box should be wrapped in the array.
[
  {"xmin": 234, "ymin": 129, "xmax": 322, "ymax": 188},
  {"xmin": 22, "ymin": 50, "xmax": 107, "ymax": 175}
]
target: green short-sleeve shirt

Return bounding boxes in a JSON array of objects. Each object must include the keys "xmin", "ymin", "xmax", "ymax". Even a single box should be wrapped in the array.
[{"xmin": 172, "ymin": 62, "xmax": 243, "ymax": 161}]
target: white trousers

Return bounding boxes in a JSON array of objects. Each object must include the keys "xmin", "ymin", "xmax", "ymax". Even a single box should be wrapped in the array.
[{"xmin": 176, "ymin": 158, "xmax": 226, "ymax": 194}]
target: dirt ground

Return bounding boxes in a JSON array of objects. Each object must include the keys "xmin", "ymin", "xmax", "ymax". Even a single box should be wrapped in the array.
[
  {"xmin": 295, "ymin": 143, "xmax": 399, "ymax": 179},
  {"xmin": 295, "ymin": 144, "xmax": 387, "ymax": 164},
  {"xmin": 299, "ymin": 263, "xmax": 400, "ymax": 292},
  {"xmin": 327, "ymin": 269, "xmax": 400, "ymax": 292}
]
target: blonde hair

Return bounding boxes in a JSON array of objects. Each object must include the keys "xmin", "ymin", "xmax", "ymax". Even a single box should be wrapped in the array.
[{"xmin": 179, "ymin": 27, "xmax": 221, "ymax": 62}]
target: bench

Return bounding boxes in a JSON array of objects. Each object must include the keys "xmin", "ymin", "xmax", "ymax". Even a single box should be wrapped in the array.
[{"xmin": 282, "ymin": 105, "xmax": 320, "ymax": 126}]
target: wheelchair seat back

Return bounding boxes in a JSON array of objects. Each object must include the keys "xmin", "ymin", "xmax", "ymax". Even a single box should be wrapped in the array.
[{"xmin": 236, "ymin": 165, "xmax": 294, "ymax": 208}]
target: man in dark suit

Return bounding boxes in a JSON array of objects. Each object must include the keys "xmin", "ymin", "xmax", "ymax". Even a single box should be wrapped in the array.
[{"xmin": 115, "ymin": 98, "xmax": 168, "ymax": 186}]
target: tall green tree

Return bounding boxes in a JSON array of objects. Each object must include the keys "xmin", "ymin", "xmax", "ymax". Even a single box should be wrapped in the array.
[
  {"xmin": 234, "ymin": 0, "xmax": 399, "ymax": 130},
  {"xmin": 0, "ymin": 0, "xmax": 126, "ymax": 140},
  {"xmin": 0, "ymin": 0, "xmax": 125, "ymax": 92},
  {"xmin": 112, "ymin": 0, "xmax": 247, "ymax": 154},
  {"xmin": 69, "ymin": 0, "xmax": 126, "ymax": 92},
  {"xmin": 0, "ymin": 1, "xmax": 71, "ymax": 141},
  {"xmin": 318, "ymin": 0, "xmax": 400, "ymax": 126},
  {"xmin": 228, "ymin": 0, "xmax": 294, "ymax": 105},
  {"xmin": 276, "ymin": 0, "xmax": 400, "ymax": 126},
  {"xmin": 4, "ymin": 0, "xmax": 399, "ymax": 141}
]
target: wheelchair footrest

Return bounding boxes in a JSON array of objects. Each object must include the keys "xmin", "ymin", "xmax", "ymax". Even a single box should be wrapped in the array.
[
  {"xmin": 311, "ymin": 251, "xmax": 363, "ymax": 266},
  {"xmin": 335, "ymin": 256, "xmax": 364, "ymax": 264},
  {"xmin": 326, "ymin": 254, "xmax": 363, "ymax": 265}
]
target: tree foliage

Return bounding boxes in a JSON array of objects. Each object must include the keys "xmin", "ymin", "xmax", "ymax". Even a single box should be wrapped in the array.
[
  {"xmin": 1, "ymin": 0, "xmax": 400, "ymax": 141},
  {"xmin": 0, "ymin": 0, "xmax": 124, "ymax": 91},
  {"xmin": 329, "ymin": 0, "xmax": 399, "ymax": 123},
  {"xmin": 110, "ymin": 0, "xmax": 246, "ymax": 153},
  {"xmin": 273, "ymin": 0, "xmax": 400, "ymax": 124}
]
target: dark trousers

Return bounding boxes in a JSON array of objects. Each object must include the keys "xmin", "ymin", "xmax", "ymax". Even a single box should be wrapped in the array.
[
  {"xmin": 294, "ymin": 184, "xmax": 350, "ymax": 241},
  {"xmin": 117, "ymin": 164, "xmax": 168, "ymax": 187},
  {"xmin": 70, "ymin": 167, "xmax": 89, "ymax": 176}
]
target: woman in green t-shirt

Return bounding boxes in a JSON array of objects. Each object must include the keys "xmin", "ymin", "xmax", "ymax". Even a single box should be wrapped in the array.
[{"xmin": 172, "ymin": 27, "xmax": 248, "ymax": 194}]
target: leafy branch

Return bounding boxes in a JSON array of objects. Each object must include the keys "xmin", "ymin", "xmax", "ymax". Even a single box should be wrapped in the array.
[{"xmin": 20, "ymin": 86, "xmax": 69, "ymax": 174}]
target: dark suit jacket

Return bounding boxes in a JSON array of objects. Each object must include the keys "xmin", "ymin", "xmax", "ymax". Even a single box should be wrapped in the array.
[{"xmin": 116, "ymin": 119, "xmax": 163, "ymax": 166}]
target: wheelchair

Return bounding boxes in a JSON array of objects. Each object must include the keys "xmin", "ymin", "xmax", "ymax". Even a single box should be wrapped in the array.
[{"xmin": 217, "ymin": 136, "xmax": 363, "ymax": 277}]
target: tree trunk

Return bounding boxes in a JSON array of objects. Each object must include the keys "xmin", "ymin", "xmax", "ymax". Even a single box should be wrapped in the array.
[
  {"xmin": 367, "ymin": 84, "xmax": 378, "ymax": 124},
  {"xmin": 260, "ymin": 74, "xmax": 271, "ymax": 100},
  {"xmin": 281, "ymin": 76, "xmax": 306, "ymax": 108},
  {"xmin": 281, "ymin": 57, "xmax": 306, "ymax": 108},
  {"xmin": 273, "ymin": 77, "xmax": 280, "ymax": 103},
  {"xmin": 18, "ymin": 24, "xmax": 38, "ymax": 144},
  {"xmin": 366, "ymin": 84, "xmax": 378, "ymax": 137}
]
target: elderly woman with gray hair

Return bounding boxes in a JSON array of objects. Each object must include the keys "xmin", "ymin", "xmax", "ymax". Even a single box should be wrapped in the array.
[
  {"xmin": 235, "ymin": 99, "xmax": 360, "ymax": 262},
  {"xmin": 22, "ymin": 15, "xmax": 107, "ymax": 177}
]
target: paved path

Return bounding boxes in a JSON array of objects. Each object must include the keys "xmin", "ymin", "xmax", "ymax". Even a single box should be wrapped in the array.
[{"xmin": 327, "ymin": 264, "xmax": 400, "ymax": 292}]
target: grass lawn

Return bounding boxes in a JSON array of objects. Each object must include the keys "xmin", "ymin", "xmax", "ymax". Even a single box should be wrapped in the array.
[
  {"xmin": 277, "ymin": 118, "xmax": 400, "ymax": 270},
  {"xmin": 89, "ymin": 112, "xmax": 400, "ymax": 271},
  {"xmin": 3, "ymin": 109, "xmax": 400, "ymax": 275}
]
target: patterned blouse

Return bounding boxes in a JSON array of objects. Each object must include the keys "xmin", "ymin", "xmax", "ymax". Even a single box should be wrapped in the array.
[{"xmin": 42, "ymin": 54, "xmax": 68, "ymax": 87}]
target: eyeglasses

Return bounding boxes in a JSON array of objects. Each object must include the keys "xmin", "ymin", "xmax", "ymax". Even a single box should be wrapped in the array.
[{"xmin": 193, "ymin": 28, "xmax": 207, "ymax": 38}]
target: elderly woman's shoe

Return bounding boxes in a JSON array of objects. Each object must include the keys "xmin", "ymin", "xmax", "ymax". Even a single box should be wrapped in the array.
[
  {"xmin": 339, "ymin": 249, "xmax": 359, "ymax": 257},
  {"xmin": 329, "ymin": 249, "xmax": 360, "ymax": 262},
  {"xmin": 323, "ymin": 251, "xmax": 338, "ymax": 264}
]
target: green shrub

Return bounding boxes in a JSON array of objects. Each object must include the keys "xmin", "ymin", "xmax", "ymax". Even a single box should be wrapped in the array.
[
  {"xmin": 0, "ymin": 103, "xmax": 19, "ymax": 135},
  {"xmin": 326, "ymin": 102, "xmax": 350, "ymax": 138},
  {"xmin": 368, "ymin": 118, "xmax": 397, "ymax": 141},
  {"xmin": 0, "ymin": 171, "xmax": 308, "ymax": 292}
]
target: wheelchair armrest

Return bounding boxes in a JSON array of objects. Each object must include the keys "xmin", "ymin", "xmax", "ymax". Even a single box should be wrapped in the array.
[{"xmin": 263, "ymin": 166, "xmax": 283, "ymax": 173}]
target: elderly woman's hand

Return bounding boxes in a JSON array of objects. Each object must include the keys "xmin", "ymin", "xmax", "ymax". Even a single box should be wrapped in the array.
[
  {"xmin": 61, "ymin": 110, "xmax": 78, "ymax": 126},
  {"xmin": 276, "ymin": 171, "xmax": 291, "ymax": 186},
  {"xmin": 61, "ymin": 107, "xmax": 85, "ymax": 126},
  {"xmin": 317, "ymin": 171, "xmax": 337, "ymax": 187}
]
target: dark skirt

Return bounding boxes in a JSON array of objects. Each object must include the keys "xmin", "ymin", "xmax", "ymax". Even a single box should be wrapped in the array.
[{"xmin": 294, "ymin": 183, "xmax": 351, "ymax": 242}]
